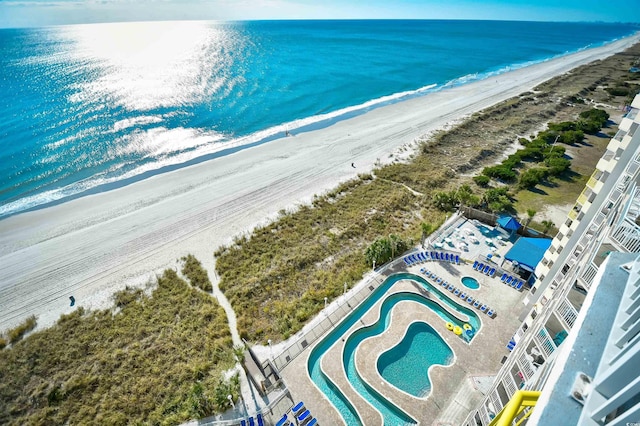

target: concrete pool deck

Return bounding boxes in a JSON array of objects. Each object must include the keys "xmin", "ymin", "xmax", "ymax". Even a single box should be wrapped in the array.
[{"xmin": 279, "ymin": 217, "xmax": 529, "ymax": 425}]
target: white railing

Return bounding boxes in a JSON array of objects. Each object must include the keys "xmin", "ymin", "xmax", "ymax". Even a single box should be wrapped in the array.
[
  {"xmin": 556, "ymin": 297, "xmax": 578, "ymax": 329},
  {"xmin": 579, "ymin": 256, "xmax": 640, "ymax": 425}
]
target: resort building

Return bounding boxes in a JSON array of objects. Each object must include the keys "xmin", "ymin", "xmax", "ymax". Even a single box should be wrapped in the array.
[{"xmin": 462, "ymin": 94, "xmax": 640, "ymax": 425}]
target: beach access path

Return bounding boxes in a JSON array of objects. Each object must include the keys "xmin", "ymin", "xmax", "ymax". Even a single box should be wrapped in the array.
[{"xmin": 1, "ymin": 34, "xmax": 638, "ymax": 332}]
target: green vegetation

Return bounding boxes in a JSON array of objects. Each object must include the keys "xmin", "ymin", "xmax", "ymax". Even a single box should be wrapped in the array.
[
  {"xmin": 0, "ymin": 269, "xmax": 236, "ymax": 426},
  {"xmin": 215, "ymin": 47, "xmax": 639, "ymax": 343},
  {"xmin": 364, "ymin": 234, "xmax": 409, "ymax": 267},
  {"xmin": 7, "ymin": 315, "xmax": 37, "ymax": 344},
  {"xmin": 181, "ymin": 254, "xmax": 213, "ymax": 292}
]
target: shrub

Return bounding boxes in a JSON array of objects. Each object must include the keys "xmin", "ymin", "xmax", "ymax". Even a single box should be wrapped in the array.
[
  {"xmin": 0, "ymin": 337, "xmax": 6, "ymax": 350},
  {"xmin": 432, "ymin": 191, "xmax": 457, "ymax": 211},
  {"xmin": 559, "ymin": 130, "xmax": 584, "ymax": 145},
  {"xmin": 182, "ymin": 255, "xmax": 213, "ymax": 292},
  {"xmin": 482, "ymin": 165, "xmax": 516, "ymax": 182},
  {"xmin": 519, "ymin": 168, "xmax": 547, "ymax": 189},
  {"xmin": 483, "ymin": 187, "xmax": 513, "ymax": 212},
  {"xmin": 473, "ymin": 175, "xmax": 490, "ymax": 187},
  {"xmin": 606, "ymin": 86, "xmax": 629, "ymax": 96},
  {"xmin": 545, "ymin": 156, "xmax": 572, "ymax": 176},
  {"xmin": 548, "ymin": 121, "xmax": 576, "ymax": 132},
  {"xmin": 7, "ymin": 315, "xmax": 37, "ymax": 344}
]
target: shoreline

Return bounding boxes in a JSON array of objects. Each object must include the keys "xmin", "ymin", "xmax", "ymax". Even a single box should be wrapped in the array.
[
  {"xmin": 1, "ymin": 32, "xmax": 639, "ymax": 332},
  {"xmin": 3, "ymin": 33, "xmax": 636, "ymax": 220}
]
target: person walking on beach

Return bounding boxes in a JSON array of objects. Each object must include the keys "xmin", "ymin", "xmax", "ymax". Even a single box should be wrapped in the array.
[
  {"xmin": 69, "ymin": 296, "xmax": 75, "ymax": 307},
  {"xmin": 351, "ymin": 162, "xmax": 355, "ymax": 168}
]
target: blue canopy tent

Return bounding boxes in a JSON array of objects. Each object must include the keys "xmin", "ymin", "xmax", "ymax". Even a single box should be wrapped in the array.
[
  {"xmin": 504, "ymin": 237, "xmax": 552, "ymax": 273},
  {"xmin": 497, "ymin": 216, "xmax": 522, "ymax": 232}
]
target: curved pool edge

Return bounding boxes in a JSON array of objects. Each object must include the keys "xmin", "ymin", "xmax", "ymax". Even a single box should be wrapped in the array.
[
  {"xmin": 306, "ymin": 272, "xmax": 483, "ymax": 426},
  {"xmin": 371, "ymin": 316, "xmax": 457, "ymax": 401}
]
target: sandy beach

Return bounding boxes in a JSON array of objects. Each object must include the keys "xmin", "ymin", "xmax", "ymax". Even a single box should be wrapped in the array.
[{"xmin": 1, "ymin": 33, "xmax": 638, "ymax": 332}]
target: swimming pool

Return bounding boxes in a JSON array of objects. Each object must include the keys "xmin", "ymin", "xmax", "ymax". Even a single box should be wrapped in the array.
[
  {"xmin": 378, "ymin": 321, "xmax": 453, "ymax": 398},
  {"xmin": 461, "ymin": 276, "xmax": 480, "ymax": 290},
  {"xmin": 307, "ymin": 273, "xmax": 481, "ymax": 425}
]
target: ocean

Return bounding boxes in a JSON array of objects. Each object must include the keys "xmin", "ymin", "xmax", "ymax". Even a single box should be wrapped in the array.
[{"xmin": 0, "ymin": 20, "xmax": 637, "ymax": 218}]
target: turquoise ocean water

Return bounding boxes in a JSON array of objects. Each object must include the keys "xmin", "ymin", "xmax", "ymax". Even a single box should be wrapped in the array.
[{"xmin": 0, "ymin": 20, "xmax": 637, "ymax": 218}]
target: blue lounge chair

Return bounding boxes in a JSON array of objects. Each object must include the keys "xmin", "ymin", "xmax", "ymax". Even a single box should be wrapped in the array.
[
  {"xmin": 453, "ymin": 288, "xmax": 461, "ymax": 296},
  {"xmin": 480, "ymin": 304, "xmax": 488, "ymax": 313},
  {"xmin": 482, "ymin": 265, "xmax": 490, "ymax": 274},
  {"xmin": 466, "ymin": 295, "xmax": 474, "ymax": 303},
  {"xmin": 516, "ymin": 280, "xmax": 524, "ymax": 290},
  {"xmin": 500, "ymin": 272, "xmax": 508, "ymax": 282},
  {"xmin": 249, "ymin": 417, "xmax": 255, "ymax": 426},
  {"xmin": 472, "ymin": 260, "xmax": 479, "ymax": 269},
  {"xmin": 241, "ymin": 420, "xmax": 247, "ymax": 426},
  {"xmin": 441, "ymin": 280, "xmax": 448, "ymax": 288},
  {"xmin": 507, "ymin": 339, "xmax": 516, "ymax": 351},
  {"xmin": 307, "ymin": 419, "xmax": 317, "ymax": 426},
  {"xmin": 460, "ymin": 292, "xmax": 466, "ymax": 299},
  {"xmin": 455, "ymin": 254, "xmax": 460, "ymax": 264},
  {"xmin": 505, "ymin": 276, "xmax": 513, "ymax": 285},
  {"xmin": 487, "ymin": 308, "xmax": 495, "ymax": 317},
  {"xmin": 477, "ymin": 262, "xmax": 485, "ymax": 271},
  {"xmin": 510, "ymin": 279, "xmax": 517, "ymax": 288},
  {"xmin": 446, "ymin": 253, "xmax": 452, "ymax": 262},
  {"xmin": 257, "ymin": 414, "xmax": 265, "ymax": 426},
  {"xmin": 403, "ymin": 257, "xmax": 410, "ymax": 266},
  {"xmin": 292, "ymin": 401, "xmax": 304, "ymax": 414},
  {"xmin": 298, "ymin": 410, "xmax": 311, "ymax": 422},
  {"xmin": 488, "ymin": 267, "xmax": 496, "ymax": 277},
  {"xmin": 430, "ymin": 251, "xmax": 436, "ymax": 259},
  {"xmin": 473, "ymin": 300, "xmax": 481, "ymax": 308},
  {"xmin": 276, "ymin": 414, "xmax": 289, "ymax": 426},
  {"xmin": 447, "ymin": 283, "xmax": 454, "ymax": 291}
]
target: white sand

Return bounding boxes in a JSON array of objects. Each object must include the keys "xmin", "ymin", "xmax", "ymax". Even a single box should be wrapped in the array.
[{"xmin": 1, "ymin": 34, "xmax": 638, "ymax": 332}]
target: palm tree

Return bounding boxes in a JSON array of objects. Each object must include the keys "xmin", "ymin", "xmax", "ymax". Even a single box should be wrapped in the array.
[
  {"xmin": 420, "ymin": 222, "xmax": 433, "ymax": 247},
  {"xmin": 523, "ymin": 208, "xmax": 536, "ymax": 232},
  {"xmin": 541, "ymin": 220, "xmax": 555, "ymax": 235}
]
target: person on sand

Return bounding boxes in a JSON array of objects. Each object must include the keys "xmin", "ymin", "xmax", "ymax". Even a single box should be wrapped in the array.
[
  {"xmin": 351, "ymin": 162, "xmax": 355, "ymax": 168},
  {"xmin": 69, "ymin": 296, "xmax": 75, "ymax": 307}
]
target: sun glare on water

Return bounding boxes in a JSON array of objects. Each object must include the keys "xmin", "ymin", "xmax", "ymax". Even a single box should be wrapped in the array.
[{"xmin": 60, "ymin": 20, "xmax": 239, "ymax": 111}]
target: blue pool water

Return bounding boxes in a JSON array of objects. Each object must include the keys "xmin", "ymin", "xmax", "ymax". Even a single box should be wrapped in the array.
[
  {"xmin": 461, "ymin": 276, "xmax": 480, "ymax": 290},
  {"xmin": 377, "ymin": 322, "xmax": 453, "ymax": 398},
  {"xmin": 307, "ymin": 273, "xmax": 480, "ymax": 425}
]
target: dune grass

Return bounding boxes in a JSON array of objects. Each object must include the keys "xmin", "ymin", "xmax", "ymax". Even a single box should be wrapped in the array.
[
  {"xmin": 0, "ymin": 268, "xmax": 237, "ymax": 426},
  {"xmin": 216, "ymin": 43, "xmax": 640, "ymax": 344}
]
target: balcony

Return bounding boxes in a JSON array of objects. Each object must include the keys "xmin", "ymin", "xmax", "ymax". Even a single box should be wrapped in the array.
[{"xmin": 526, "ymin": 253, "xmax": 639, "ymax": 426}]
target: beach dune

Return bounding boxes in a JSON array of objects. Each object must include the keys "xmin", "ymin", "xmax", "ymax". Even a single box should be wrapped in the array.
[{"xmin": 1, "ymin": 34, "xmax": 638, "ymax": 331}]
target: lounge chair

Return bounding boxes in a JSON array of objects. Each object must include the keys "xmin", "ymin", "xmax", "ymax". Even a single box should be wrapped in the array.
[
  {"xmin": 453, "ymin": 288, "xmax": 461, "ymax": 296},
  {"xmin": 276, "ymin": 414, "xmax": 289, "ymax": 426},
  {"xmin": 455, "ymin": 254, "xmax": 460, "ymax": 264},
  {"xmin": 466, "ymin": 295, "xmax": 474, "ymax": 303},
  {"xmin": 482, "ymin": 265, "xmax": 490, "ymax": 274},
  {"xmin": 307, "ymin": 419, "xmax": 317, "ymax": 426},
  {"xmin": 472, "ymin": 260, "xmax": 479, "ymax": 269},
  {"xmin": 292, "ymin": 402, "xmax": 305, "ymax": 415},
  {"xmin": 510, "ymin": 279, "xmax": 517, "ymax": 288},
  {"xmin": 297, "ymin": 410, "xmax": 311, "ymax": 423},
  {"xmin": 422, "ymin": 251, "xmax": 431, "ymax": 261},
  {"xmin": 473, "ymin": 300, "xmax": 481, "ymax": 308},
  {"xmin": 442, "ymin": 280, "xmax": 448, "ymax": 288},
  {"xmin": 249, "ymin": 418, "xmax": 255, "ymax": 426},
  {"xmin": 302, "ymin": 417, "xmax": 316, "ymax": 426},
  {"xmin": 488, "ymin": 267, "xmax": 496, "ymax": 277},
  {"xmin": 241, "ymin": 420, "xmax": 247, "ymax": 426},
  {"xmin": 516, "ymin": 280, "xmax": 524, "ymax": 291},
  {"xmin": 257, "ymin": 414, "xmax": 265, "ymax": 426},
  {"xmin": 460, "ymin": 292, "xmax": 467, "ymax": 299},
  {"xmin": 505, "ymin": 276, "xmax": 513, "ymax": 285},
  {"xmin": 487, "ymin": 308, "xmax": 495, "ymax": 317},
  {"xmin": 507, "ymin": 339, "xmax": 516, "ymax": 351},
  {"xmin": 500, "ymin": 272, "xmax": 508, "ymax": 282},
  {"xmin": 477, "ymin": 262, "xmax": 485, "ymax": 271},
  {"xmin": 480, "ymin": 305, "xmax": 488, "ymax": 313}
]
